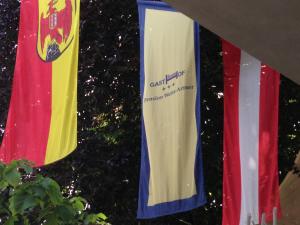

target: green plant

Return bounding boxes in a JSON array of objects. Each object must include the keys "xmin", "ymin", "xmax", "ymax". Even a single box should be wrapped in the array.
[{"xmin": 0, "ymin": 160, "xmax": 110, "ymax": 225}]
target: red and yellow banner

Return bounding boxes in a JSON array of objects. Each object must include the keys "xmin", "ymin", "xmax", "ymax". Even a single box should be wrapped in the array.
[{"xmin": 0, "ymin": 0, "xmax": 79, "ymax": 166}]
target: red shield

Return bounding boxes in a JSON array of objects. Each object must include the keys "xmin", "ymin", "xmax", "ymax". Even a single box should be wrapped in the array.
[{"xmin": 37, "ymin": 0, "xmax": 76, "ymax": 62}]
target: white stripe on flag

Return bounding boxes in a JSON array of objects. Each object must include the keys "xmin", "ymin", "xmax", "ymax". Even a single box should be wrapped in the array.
[
  {"xmin": 238, "ymin": 51, "xmax": 261, "ymax": 225},
  {"xmin": 222, "ymin": 40, "xmax": 281, "ymax": 225}
]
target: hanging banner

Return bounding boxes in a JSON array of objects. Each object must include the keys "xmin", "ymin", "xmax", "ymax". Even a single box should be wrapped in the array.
[
  {"xmin": 0, "ymin": 0, "xmax": 79, "ymax": 166},
  {"xmin": 137, "ymin": 0, "xmax": 206, "ymax": 219},
  {"xmin": 222, "ymin": 40, "xmax": 281, "ymax": 225}
]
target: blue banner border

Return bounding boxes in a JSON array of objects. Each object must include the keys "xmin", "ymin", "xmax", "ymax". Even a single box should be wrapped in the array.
[{"xmin": 137, "ymin": 0, "xmax": 206, "ymax": 219}]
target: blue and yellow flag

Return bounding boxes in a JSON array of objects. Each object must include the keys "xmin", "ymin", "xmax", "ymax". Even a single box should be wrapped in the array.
[{"xmin": 137, "ymin": 0, "xmax": 206, "ymax": 219}]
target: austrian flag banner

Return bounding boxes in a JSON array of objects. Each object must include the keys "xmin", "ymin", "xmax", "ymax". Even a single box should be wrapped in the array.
[
  {"xmin": 137, "ymin": 0, "xmax": 206, "ymax": 219},
  {"xmin": 0, "ymin": 0, "xmax": 79, "ymax": 166},
  {"xmin": 222, "ymin": 40, "xmax": 281, "ymax": 225}
]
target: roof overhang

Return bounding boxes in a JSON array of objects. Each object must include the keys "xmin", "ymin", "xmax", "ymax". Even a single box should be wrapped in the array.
[{"xmin": 164, "ymin": 0, "xmax": 300, "ymax": 85}]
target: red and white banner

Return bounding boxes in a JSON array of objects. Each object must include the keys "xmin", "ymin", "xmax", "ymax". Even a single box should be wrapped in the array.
[{"xmin": 222, "ymin": 40, "xmax": 281, "ymax": 225}]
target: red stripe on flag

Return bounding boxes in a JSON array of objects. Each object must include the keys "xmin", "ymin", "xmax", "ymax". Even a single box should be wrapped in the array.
[
  {"xmin": 0, "ymin": 0, "xmax": 52, "ymax": 166},
  {"xmin": 258, "ymin": 65, "xmax": 281, "ymax": 223},
  {"xmin": 222, "ymin": 40, "xmax": 242, "ymax": 225}
]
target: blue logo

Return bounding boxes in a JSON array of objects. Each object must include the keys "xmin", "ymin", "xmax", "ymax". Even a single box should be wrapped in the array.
[{"xmin": 149, "ymin": 70, "xmax": 185, "ymax": 89}]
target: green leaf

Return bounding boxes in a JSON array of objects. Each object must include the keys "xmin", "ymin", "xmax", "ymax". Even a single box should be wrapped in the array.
[
  {"xmin": 23, "ymin": 217, "xmax": 30, "ymax": 225},
  {"xmin": 54, "ymin": 204, "xmax": 76, "ymax": 221},
  {"xmin": 3, "ymin": 161, "xmax": 21, "ymax": 187},
  {"xmin": 70, "ymin": 196, "xmax": 86, "ymax": 212},
  {"xmin": 43, "ymin": 213, "xmax": 60, "ymax": 225},
  {"xmin": 31, "ymin": 185, "xmax": 47, "ymax": 199},
  {"xmin": 41, "ymin": 178, "xmax": 63, "ymax": 205},
  {"xmin": 96, "ymin": 213, "xmax": 108, "ymax": 221},
  {"xmin": 0, "ymin": 162, "xmax": 5, "ymax": 174},
  {"xmin": 9, "ymin": 192, "xmax": 38, "ymax": 215},
  {"xmin": 4, "ymin": 216, "xmax": 17, "ymax": 225},
  {"xmin": 84, "ymin": 214, "xmax": 97, "ymax": 225},
  {"xmin": 0, "ymin": 179, "xmax": 9, "ymax": 190}
]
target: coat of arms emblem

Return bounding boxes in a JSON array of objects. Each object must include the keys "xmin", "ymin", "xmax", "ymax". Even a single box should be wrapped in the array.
[{"xmin": 37, "ymin": 0, "xmax": 77, "ymax": 62}]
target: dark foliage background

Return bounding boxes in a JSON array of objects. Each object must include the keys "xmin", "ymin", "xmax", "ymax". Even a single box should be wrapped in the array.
[{"xmin": 0, "ymin": 0, "xmax": 299, "ymax": 224}]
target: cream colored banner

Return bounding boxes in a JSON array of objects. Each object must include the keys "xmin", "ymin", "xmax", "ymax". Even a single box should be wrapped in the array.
[{"xmin": 143, "ymin": 9, "xmax": 198, "ymax": 206}]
